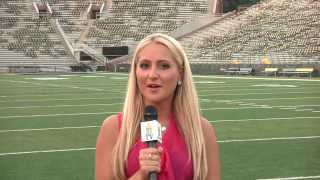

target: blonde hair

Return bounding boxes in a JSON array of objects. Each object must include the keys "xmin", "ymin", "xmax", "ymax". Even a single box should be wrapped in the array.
[{"xmin": 112, "ymin": 33, "xmax": 207, "ymax": 180}]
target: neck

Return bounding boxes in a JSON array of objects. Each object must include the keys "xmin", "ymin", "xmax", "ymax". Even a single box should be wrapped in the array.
[{"xmin": 146, "ymin": 102, "xmax": 172, "ymax": 127}]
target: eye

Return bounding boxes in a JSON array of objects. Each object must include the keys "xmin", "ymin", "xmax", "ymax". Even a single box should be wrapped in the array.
[
  {"xmin": 139, "ymin": 63, "xmax": 149, "ymax": 70},
  {"xmin": 159, "ymin": 63, "xmax": 170, "ymax": 70}
]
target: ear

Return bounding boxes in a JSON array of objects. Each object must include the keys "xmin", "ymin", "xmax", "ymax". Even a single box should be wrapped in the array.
[{"xmin": 178, "ymin": 69, "xmax": 183, "ymax": 83}]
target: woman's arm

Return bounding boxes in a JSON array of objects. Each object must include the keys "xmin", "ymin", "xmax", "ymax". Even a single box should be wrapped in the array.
[
  {"xmin": 95, "ymin": 115, "xmax": 162, "ymax": 180},
  {"xmin": 95, "ymin": 115, "xmax": 119, "ymax": 180},
  {"xmin": 201, "ymin": 118, "xmax": 221, "ymax": 180}
]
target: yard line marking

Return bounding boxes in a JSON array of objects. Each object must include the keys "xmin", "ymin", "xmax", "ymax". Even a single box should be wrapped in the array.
[
  {"xmin": 0, "ymin": 91, "xmax": 123, "ymax": 98},
  {"xmin": 214, "ymin": 96, "xmax": 320, "ymax": 102},
  {"xmin": 1, "ymin": 136, "xmax": 320, "ymax": 156},
  {"xmin": 0, "ymin": 107, "xmax": 274, "ymax": 118},
  {"xmin": 294, "ymin": 109, "xmax": 314, "ymax": 112},
  {"xmin": 0, "ymin": 97, "xmax": 123, "ymax": 102},
  {"xmin": 296, "ymin": 105, "xmax": 320, "ymax": 107},
  {"xmin": 217, "ymin": 136, "xmax": 320, "ymax": 143},
  {"xmin": 256, "ymin": 175, "xmax": 320, "ymax": 180},
  {"xmin": 238, "ymin": 103, "xmax": 257, "ymax": 106},
  {"xmin": 0, "ymin": 111, "xmax": 117, "ymax": 119},
  {"xmin": 0, "ymin": 103, "xmax": 123, "ymax": 109},
  {"xmin": 199, "ymin": 91, "xmax": 319, "ymax": 97},
  {"xmin": 252, "ymin": 84, "xmax": 297, "ymax": 87},
  {"xmin": 197, "ymin": 87, "xmax": 310, "ymax": 92},
  {"xmin": 209, "ymin": 116, "xmax": 320, "ymax": 123},
  {"xmin": 0, "ymin": 147, "xmax": 95, "ymax": 156},
  {"xmin": 201, "ymin": 106, "xmax": 273, "ymax": 111},
  {"xmin": 0, "ymin": 79, "xmax": 120, "ymax": 93},
  {"xmin": 280, "ymin": 107, "xmax": 297, "ymax": 110},
  {"xmin": 0, "ymin": 126, "xmax": 100, "ymax": 133},
  {"xmin": 2, "ymin": 117, "xmax": 319, "ymax": 132}
]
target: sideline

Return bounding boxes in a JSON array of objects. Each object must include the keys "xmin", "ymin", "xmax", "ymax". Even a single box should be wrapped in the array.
[{"xmin": 194, "ymin": 75, "xmax": 320, "ymax": 82}]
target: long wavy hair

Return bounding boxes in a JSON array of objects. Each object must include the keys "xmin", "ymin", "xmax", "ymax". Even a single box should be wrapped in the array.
[{"xmin": 112, "ymin": 33, "xmax": 207, "ymax": 180}]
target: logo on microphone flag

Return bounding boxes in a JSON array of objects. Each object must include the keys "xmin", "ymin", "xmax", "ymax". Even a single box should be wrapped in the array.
[{"xmin": 141, "ymin": 120, "xmax": 162, "ymax": 142}]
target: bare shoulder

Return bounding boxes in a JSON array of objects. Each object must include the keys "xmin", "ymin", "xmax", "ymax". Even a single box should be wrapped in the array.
[
  {"xmin": 101, "ymin": 114, "xmax": 119, "ymax": 130},
  {"xmin": 200, "ymin": 116, "xmax": 216, "ymax": 137},
  {"xmin": 200, "ymin": 116, "xmax": 221, "ymax": 180},
  {"xmin": 95, "ymin": 114, "xmax": 119, "ymax": 180},
  {"xmin": 98, "ymin": 114, "xmax": 120, "ymax": 141}
]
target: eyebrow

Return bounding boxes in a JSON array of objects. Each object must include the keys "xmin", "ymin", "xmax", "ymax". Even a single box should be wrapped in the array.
[{"xmin": 138, "ymin": 58, "xmax": 171, "ymax": 63}]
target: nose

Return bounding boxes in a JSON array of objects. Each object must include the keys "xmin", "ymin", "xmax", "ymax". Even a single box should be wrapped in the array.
[{"xmin": 148, "ymin": 65, "xmax": 159, "ymax": 79}]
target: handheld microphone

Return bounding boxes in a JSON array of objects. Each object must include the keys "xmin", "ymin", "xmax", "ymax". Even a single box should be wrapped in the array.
[{"xmin": 141, "ymin": 105, "xmax": 161, "ymax": 180}]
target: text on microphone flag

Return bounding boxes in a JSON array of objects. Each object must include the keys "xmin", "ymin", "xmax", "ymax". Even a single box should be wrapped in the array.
[{"xmin": 141, "ymin": 120, "xmax": 162, "ymax": 142}]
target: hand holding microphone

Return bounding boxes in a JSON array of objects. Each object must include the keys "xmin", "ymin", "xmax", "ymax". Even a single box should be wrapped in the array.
[{"xmin": 140, "ymin": 106, "xmax": 162, "ymax": 180}]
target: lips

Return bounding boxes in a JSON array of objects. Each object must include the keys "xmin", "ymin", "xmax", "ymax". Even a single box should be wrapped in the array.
[{"xmin": 147, "ymin": 84, "xmax": 161, "ymax": 88}]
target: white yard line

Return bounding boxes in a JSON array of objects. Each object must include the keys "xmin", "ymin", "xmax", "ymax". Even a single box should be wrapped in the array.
[
  {"xmin": 214, "ymin": 96, "xmax": 320, "ymax": 102},
  {"xmin": 209, "ymin": 116, "xmax": 320, "ymax": 123},
  {"xmin": 201, "ymin": 106, "xmax": 272, "ymax": 111},
  {"xmin": 0, "ymin": 116, "xmax": 318, "ymax": 133},
  {"xmin": 217, "ymin": 136, "xmax": 320, "ymax": 143},
  {"xmin": 0, "ymin": 126, "xmax": 100, "ymax": 133},
  {"xmin": 2, "ymin": 116, "xmax": 319, "ymax": 133},
  {"xmin": 199, "ymin": 91, "xmax": 319, "ymax": 97},
  {"xmin": 0, "ymin": 107, "xmax": 277, "ymax": 119},
  {"xmin": 197, "ymin": 87, "xmax": 310, "ymax": 92},
  {"xmin": 294, "ymin": 109, "xmax": 314, "ymax": 112},
  {"xmin": 1, "ymin": 95, "xmax": 317, "ymax": 103},
  {"xmin": 0, "ymin": 97, "xmax": 122, "ymax": 102},
  {"xmin": 0, "ymin": 147, "xmax": 95, "ymax": 156},
  {"xmin": 1, "ymin": 135, "xmax": 319, "ymax": 156},
  {"xmin": 0, "ymin": 79, "xmax": 121, "ymax": 93},
  {"xmin": 274, "ymin": 105, "xmax": 320, "ymax": 108},
  {"xmin": 256, "ymin": 175, "xmax": 320, "ymax": 180},
  {"xmin": 280, "ymin": 107, "xmax": 297, "ymax": 110},
  {"xmin": 0, "ymin": 91, "xmax": 123, "ymax": 98},
  {"xmin": 0, "ymin": 111, "xmax": 117, "ymax": 119},
  {"xmin": 0, "ymin": 103, "xmax": 123, "ymax": 109}
]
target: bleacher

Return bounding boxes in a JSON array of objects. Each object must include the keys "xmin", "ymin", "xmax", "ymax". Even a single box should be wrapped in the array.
[
  {"xmin": 0, "ymin": 0, "xmax": 77, "ymax": 71},
  {"xmin": 179, "ymin": 0, "xmax": 320, "ymax": 65},
  {"xmin": 0, "ymin": 0, "xmax": 319, "ymax": 74},
  {"xmin": 86, "ymin": 0, "xmax": 208, "ymax": 48}
]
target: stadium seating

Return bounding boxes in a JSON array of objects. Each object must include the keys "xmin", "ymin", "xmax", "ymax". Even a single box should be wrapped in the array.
[
  {"xmin": 0, "ymin": 0, "xmax": 77, "ymax": 69},
  {"xmin": 86, "ymin": 0, "xmax": 208, "ymax": 48},
  {"xmin": 179, "ymin": 0, "xmax": 320, "ymax": 65},
  {"xmin": 0, "ymin": 0, "xmax": 319, "ymax": 72}
]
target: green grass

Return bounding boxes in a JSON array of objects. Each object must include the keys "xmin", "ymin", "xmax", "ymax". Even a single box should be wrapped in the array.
[{"xmin": 0, "ymin": 73, "xmax": 319, "ymax": 180}]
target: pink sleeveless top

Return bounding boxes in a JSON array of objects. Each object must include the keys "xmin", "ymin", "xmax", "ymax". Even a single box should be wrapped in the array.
[{"xmin": 117, "ymin": 113, "xmax": 193, "ymax": 180}]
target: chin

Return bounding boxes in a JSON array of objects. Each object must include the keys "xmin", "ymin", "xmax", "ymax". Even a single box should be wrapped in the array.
[{"xmin": 144, "ymin": 95, "xmax": 172, "ymax": 105}]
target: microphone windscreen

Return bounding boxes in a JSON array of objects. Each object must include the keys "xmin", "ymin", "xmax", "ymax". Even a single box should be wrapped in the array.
[
  {"xmin": 144, "ymin": 105, "xmax": 157, "ymax": 121},
  {"xmin": 141, "ymin": 105, "xmax": 161, "ymax": 142}
]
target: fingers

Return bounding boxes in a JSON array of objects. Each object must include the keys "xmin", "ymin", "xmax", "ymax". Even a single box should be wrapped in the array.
[{"xmin": 138, "ymin": 147, "xmax": 162, "ymax": 176}]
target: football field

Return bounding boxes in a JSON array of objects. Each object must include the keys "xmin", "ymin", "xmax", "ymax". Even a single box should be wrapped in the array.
[{"xmin": 0, "ymin": 73, "xmax": 319, "ymax": 180}]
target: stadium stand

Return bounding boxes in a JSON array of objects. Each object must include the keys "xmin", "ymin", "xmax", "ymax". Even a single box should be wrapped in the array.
[
  {"xmin": 0, "ymin": 0, "xmax": 319, "ymax": 75},
  {"xmin": 178, "ymin": 0, "xmax": 320, "ymax": 66},
  {"xmin": 86, "ymin": 0, "xmax": 208, "ymax": 48},
  {"xmin": 0, "ymin": 0, "xmax": 77, "ymax": 72}
]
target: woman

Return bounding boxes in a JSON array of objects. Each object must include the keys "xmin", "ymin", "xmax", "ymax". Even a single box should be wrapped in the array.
[{"xmin": 96, "ymin": 33, "xmax": 220, "ymax": 180}]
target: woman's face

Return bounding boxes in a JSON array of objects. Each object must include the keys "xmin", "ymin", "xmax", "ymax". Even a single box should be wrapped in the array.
[{"xmin": 136, "ymin": 42, "xmax": 181, "ymax": 105}]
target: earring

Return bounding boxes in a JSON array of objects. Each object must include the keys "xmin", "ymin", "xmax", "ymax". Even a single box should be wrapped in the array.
[{"xmin": 177, "ymin": 81, "xmax": 182, "ymax": 86}]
